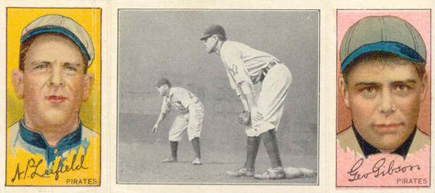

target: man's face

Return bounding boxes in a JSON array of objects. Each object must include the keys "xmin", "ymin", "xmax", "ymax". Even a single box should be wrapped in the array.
[
  {"xmin": 202, "ymin": 35, "xmax": 217, "ymax": 54},
  {"xmin": 12, "ymin": 34, "xmax": 94, "ymax": 129},
  {"xmin": 341, "ymin": 60, "xmax": 427, "ymax": 152},
  {"xmin": 156, "ymin": 85, "xmax": 168, "ymax": 96}
]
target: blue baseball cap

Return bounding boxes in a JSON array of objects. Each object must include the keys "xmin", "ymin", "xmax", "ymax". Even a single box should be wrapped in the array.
[
  {"xmin": 340, "ymin": 16, "xmax": 426, "ymax": 72},
  {"xmin": 21, "ymin": 15, "xmax": 95, "ymax": 67}
]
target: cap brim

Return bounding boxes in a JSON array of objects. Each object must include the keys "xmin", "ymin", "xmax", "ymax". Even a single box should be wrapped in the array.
[
  {"xmin": 21, "ymin": 26, "xmax": 91, "ymax": 62},
  {"xmin": 200, "ymin": 35, "xmax": 211, "ymax": 41},
  {"xmin": 341, "ymin": 41, "xmax": 426, "ymax": 72}
]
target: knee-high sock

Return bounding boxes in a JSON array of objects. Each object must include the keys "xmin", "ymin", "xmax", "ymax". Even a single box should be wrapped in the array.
[
  {"xmin": 170, "ymin": 141, "xmax": 178, "ymax": 159},
  {"xmin": 191, "ymin": 137, "xmax": 201, "ymax": 159},
  {"xmin": 260, "ymin": 130, "xmax": 283, "ymax": 168},
  {"xmin": 244, "ymin": 136, "xmax": 260, "ymax": 170}
]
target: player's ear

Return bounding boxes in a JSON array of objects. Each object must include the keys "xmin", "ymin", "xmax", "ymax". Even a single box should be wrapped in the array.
[
  {"xmin": 420, "ymin": 73, "xmax": 428, "ymax": 101},
  {"xmin": 12, "ymin": 69, "xmax": 24, "ymax": 99},
  {"xmin": 339, "ymin": 77, "xmax": 350, "ymax": 108},
  {"xmin": 82, "ymin": 73, "xmax": 94, "ymax": 101},
  {"xmin": 211, "ymin": 34, "xmax": 218, "ymax": 41}
]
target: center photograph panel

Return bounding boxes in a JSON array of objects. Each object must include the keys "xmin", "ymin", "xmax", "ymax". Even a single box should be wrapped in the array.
[{"xmin": 117, "ymin": 9, "xmax": 319, "ymax": 184}]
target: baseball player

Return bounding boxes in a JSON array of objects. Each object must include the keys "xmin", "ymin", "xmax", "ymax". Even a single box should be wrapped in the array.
[
  {"xmin": 201, "ymin": 25, "xmax": 292, "ymax": 179},
  {"xmin": 152, "ymin": 78, "xmax": 204, "ymax": 165},
  {"xmin": 338, "ymin": 16, "xmax": 430, "ymax": 158},
  {"xmin": 9, "ymin": 14, "xmax": 98, "ymax": 168}
]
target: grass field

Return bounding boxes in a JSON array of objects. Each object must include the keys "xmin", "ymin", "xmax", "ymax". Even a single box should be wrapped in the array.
[{"xmin": 117, "ymin": 112, "xmax": 317, "ymax": 184}]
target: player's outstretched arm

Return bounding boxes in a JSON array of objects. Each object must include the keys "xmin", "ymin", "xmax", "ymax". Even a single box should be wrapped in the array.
[
  {"xmin": 238, "ymin": 81, "xmax": 262, "ymax": 122},
  {"xmin": 238, "ymin": 82, "xmax": 257, "ymax": 108},
  {"xmin": 152, "ymin": 112, "xmax": 167, "ymax": 133},
  {"xmin": 238, "ymin": 94, "xmax": 250, "ymax": 112}
]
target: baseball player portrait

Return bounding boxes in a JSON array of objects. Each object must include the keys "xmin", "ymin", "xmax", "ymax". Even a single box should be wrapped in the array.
[
  {"xmin": 336, "ymin": 12, "xmax": 431, "ymax": 187},
  {"xmin": 152, "ymin": 78, "xmax": 205, "ymax": 165},
  {"xmin": 201, "ymin": 25, "xmax": 292, "ymax": 179},
  {"xmin": 338, "ymin": 16, "xmax": 430, "ymax": 159},
  {"xmin": 7, "ymin": 11, "xmax": 101, "ymax": 185}
]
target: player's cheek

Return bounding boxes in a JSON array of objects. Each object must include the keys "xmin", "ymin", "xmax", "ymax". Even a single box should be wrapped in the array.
[
  {"xmin": 351, "ymin": 97, "xmax": 376, "ymax": 124},
  {"xmin": 399, "ymin": 96, "xmax": 421, "ymax": 124},
  {"xmin": 24, "ymin": 77, "xmax": 43, "ymax": 100}
]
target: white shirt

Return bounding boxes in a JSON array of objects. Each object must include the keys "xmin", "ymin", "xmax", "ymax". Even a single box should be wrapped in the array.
[
  {"xmin": 161, "ymin": 87, "xmax": 199, "ymax": 114},
  {"xmin": 220, "ymin": 41, "xmax": 279, "ymax": 95}
]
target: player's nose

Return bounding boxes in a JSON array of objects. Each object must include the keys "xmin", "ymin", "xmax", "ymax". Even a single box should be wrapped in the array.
[
  {"xmin": 377, "ymin": 89, "xmax": 396, "ymax": 115},
  {"xmin": 48, "ymin": 65, "xmax": 65, "ymax": 87}
]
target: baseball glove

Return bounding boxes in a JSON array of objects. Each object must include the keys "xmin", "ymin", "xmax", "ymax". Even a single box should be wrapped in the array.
[{"xmin": 238, "ymin": 110, "xmax": 251, "ymax": 125}]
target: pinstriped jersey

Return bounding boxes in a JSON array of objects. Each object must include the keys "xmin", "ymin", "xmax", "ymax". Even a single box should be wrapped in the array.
[
  {"xmin": 161, "ymin": 87, "xmax": 199, "ymax": 114},
  {"xmin": 220, "ymin": 41, "xmax": 279, "ymax": 95}
]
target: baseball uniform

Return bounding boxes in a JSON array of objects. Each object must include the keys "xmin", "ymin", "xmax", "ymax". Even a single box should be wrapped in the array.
[
  {"xmin": 7, "ymin": 119, "xmax": 100, "ymax": 184},
  {"xmin": 161, "ymin": 87, "xmax": 204, "ymax": 141},
  {"xmin": 338, "ymin": 126, "xmax": 430, "ymax": 158},
  {"xmin": 220, "ymin": 40, "xmax": 292, "ymax": 137},
  {"xmin": 8, "ymin": 119, "xmax": 99, "ymax": 166}
]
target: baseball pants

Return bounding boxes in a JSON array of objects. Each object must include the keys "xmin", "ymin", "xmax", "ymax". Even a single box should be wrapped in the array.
[
  {"xmin": 168, "ymin": 102, "xmax": 204, "ymax": 141},
  {"xmin": 246, "ymin": 63, "xmax": 292, "ymax": 137}
]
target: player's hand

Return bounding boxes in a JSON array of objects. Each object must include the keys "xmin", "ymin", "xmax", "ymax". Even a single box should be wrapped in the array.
[
  {"xmin": 238, "ymin": 110, "xmax": 251, "ymax": 125},
  {"xmin": 152, "ymin": 124, "xmax": 158, "ymax": 133}
]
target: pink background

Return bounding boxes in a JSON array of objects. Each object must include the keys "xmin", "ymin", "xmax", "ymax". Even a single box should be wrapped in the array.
[
  {"xmin": 336, "ymin": 10, "xmax": 431, "ymax": 135},
  {"xmin": 337, "ymin": 145, "xmax": 430, "ymax": 187}
]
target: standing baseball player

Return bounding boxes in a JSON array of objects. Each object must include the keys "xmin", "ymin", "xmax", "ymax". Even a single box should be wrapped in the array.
[
  {"xmin": 152, "ymin": 78, "xmax": 204, "ymax": 165},
  {"xmin": 201, "ymin": 25, "xmax": 292, "ymax": 179}
]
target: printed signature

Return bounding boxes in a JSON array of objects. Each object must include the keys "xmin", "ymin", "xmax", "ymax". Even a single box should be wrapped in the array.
[
  {"xmin": 348, "ymin": 158, "xmax": 420, "ymax": 182},
  {"xmin": 11, "ymin": 154, "xmax": 88, "ymax": 182}
]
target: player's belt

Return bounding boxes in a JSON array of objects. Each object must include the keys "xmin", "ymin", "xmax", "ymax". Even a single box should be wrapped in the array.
[
  {"xmin": 263, "ymin": 60, "xmax": 281, "ymax": 76},
  {"xmin": 257, "ymin": 60, "xmax": 280, "ymax": 83}
]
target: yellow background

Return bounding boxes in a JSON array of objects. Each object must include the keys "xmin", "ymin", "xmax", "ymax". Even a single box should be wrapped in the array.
[{"xmin": 7, "ymin": 8, "xmax": 101, "ymax": 134}]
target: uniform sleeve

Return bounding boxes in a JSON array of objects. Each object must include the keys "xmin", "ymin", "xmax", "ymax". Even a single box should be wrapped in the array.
[
  {"xmin": 221, "ymin": 45, "xmax": 252, "ymax": 86},
  {"xmin": 225, "ymin": 70, "xmax": 243, "ymax": 96},
  {"xmin": 161, "ymin": 97, "xmax": 171, "ymax": 115}
]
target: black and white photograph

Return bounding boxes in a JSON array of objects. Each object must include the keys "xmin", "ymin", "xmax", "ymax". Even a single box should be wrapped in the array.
[{"xmin": 117, "ymin": 10, "xmax": 319, "ymax": 184}]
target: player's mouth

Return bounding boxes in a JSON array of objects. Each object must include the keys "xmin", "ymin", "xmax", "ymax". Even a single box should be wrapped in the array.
[
  {"xmin": 46, "ymin": 95, "xmax": 67, "ymax": 103},
  {"xmin": 373, "ymin": 123, "xmax": 404, "ymax": 133}
]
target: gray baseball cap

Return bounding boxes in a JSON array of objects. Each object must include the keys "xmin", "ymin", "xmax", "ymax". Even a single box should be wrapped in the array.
[
  {"xmin": 200, "ymin": 25, "xmax": 226, "ymax": 40},
  {"xmin": 21, "ymin": 14, "xmax": 95, "ymax": 67},
  {"xmin": 340, "ymin": 16, "xmax": 426, "ymax": 72}
]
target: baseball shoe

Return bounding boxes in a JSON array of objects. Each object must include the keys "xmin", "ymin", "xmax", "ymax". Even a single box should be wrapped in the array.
[
  {"xmin": 254, "ymin": 167, "xmax": 286, "ymax": 180},
  {"xmin": 192, "ymin": 158, "xmax": 203, "ymax": 165},
  {"xmin": 161, "ymin": 157, "xmax": 177, "ymax": 163},
  {"xmin": 226, "ymin": 168, "xmax": 255, "ymax": 177}
]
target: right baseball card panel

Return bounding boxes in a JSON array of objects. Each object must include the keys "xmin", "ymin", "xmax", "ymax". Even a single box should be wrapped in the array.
[{"xmin": 336, "ymin": 10, "xmax": 431, "ymax": 187}]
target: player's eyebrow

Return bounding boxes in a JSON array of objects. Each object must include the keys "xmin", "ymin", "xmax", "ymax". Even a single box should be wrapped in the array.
[
  {"xmin": 353, "ymin": 82, "xmax": 381, "ymax": 87},
  {"xmin": 63, "ymin": 62, "xmax": 82, "ymax": 67},
  {"xmin": 390, "ymin": 79, "xmax": 417, "ymax": 85},
  {"xmin": 29, "ymin": 61, "xmax": 51, "ymax": 66}
]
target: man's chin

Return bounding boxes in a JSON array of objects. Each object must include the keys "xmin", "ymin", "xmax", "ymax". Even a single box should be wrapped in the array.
[{"xmin": 39, "ymin": 111, "xmax": 75, "ymax": 127}]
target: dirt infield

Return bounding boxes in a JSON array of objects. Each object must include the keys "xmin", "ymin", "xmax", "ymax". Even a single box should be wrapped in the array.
[{"xmin": 117, "ymin": 113, "xmax": 317, "ymax": 184}]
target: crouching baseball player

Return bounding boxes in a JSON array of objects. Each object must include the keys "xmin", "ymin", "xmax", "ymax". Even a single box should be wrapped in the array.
[
  {"xmin": 201, "ymin": 25, "xmax": 292, "ymax": 179},
  {"xmin": 152, "ymin": 78, "xmax": 204, "ymax": 165}
]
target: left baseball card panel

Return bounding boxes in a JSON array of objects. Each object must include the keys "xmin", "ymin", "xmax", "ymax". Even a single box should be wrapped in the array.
[{"xmin": 6, "ymin": 8, "xmax": 101, "ymax": 186}]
